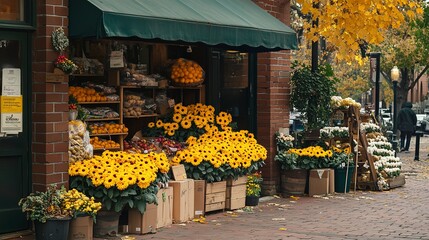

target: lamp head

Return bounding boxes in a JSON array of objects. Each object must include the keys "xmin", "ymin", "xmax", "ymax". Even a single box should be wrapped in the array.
[{"xmin": 391, "ymin": 66, "xmax": 400, "ymax": 82}]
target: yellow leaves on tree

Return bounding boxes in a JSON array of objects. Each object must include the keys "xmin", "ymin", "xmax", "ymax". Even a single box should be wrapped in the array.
[{"xmin": 296, "ymin": 0, "xmax": 423, "ymax": 62}]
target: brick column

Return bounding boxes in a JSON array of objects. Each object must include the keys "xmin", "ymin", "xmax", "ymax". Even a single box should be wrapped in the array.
[
  {"xmin": 32, "ymin": 0, "xmax": 69, "ymax": 192},
  {"xmin": 253, "ymin": 0, "xmax": 293, "ymax": 195}
]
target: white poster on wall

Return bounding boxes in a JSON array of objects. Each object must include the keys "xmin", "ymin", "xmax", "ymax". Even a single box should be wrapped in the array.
[{"xmin": 2, "ymin": 68, "xmax": 21, "ymax": 96}]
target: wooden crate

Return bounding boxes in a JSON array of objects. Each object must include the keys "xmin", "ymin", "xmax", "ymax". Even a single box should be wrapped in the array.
[
  {"xmin": 226, "ymin": 176, "xmax": 246, "ymax": 210},
  {"xmin": 387, "ymin": 174, "xmax": 406, "ymax": 189},
  {"xmin": 205, "ymin": 181, "xmax": 226, "ymax": 212}
]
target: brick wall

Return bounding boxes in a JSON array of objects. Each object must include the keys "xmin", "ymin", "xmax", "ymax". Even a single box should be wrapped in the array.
[
  {"xmin": 32, "ymin": 0, "xmax": 69, "ymax": 192},
  {"xmin": 253, "ymin": 0, "xmax": 293, "ymax": 195}
]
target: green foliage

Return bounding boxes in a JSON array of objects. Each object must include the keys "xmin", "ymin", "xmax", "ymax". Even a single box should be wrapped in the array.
[
  {"xmin": 183, "ymin": 160, "xmax": 265, "ymax": 183},
  {"xmin": 329, "ymin": 152, "xmax": 355, "ymax": 169},
  {"xmin": 70, "ymin": 176, "xmax": 158, "ymax": 214},
  {"xmin": 290, "ymin": 62, "xmax": 338, "ymax": 130},
  {"xmin": 18, "ymin": 185, "xmax": 70, "ymax": 223}
]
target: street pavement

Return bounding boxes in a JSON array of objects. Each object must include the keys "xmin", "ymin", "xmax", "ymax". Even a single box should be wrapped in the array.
[
  {"xmin": 139, "ymin": 135, "xmax": 429, "ymax": 240},
  {"xmin": 9, "ymin": 136, "xmax": 429, "ymax": 240}
]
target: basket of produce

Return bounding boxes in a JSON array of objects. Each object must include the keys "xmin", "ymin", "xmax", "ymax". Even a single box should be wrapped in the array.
[{"xmin": 170, "ymin": 58, "xmax": 204, "ymax": 87}]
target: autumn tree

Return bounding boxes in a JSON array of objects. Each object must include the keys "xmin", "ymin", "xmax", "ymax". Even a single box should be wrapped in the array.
[
  {"xmin": 290, "ymin": 0, "xmax": 424, "ymax": 110},
  {"xmin": 294, "ymin": 0, "xmax": 423, "ymax": 62},
  {"xmin": 371, "ymin": 3, "xmax": 429, "ymax": 115}
]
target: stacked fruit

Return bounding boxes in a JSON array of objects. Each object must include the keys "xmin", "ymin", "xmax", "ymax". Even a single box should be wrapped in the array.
[
  {"xmin": 89, "ymin": 123, "xmax": 128, "ymax": 135},
  {"xmin": 69, "ymin": 86, "xmax": 107, "ymax": 103},
  {"xmin": 90, "ymin": 137, "xmax": 120, "ymax": 150},
  {"xmin": 156, "ymin": 137, "xmax": 185, "ymax": 157},
  {"xmin": 123, "ymin": 138, "xmax": 158, "ymax": 153},
  {"xmin": 170, "ymin": 58, "xmax": 204, "ymax": 85}
]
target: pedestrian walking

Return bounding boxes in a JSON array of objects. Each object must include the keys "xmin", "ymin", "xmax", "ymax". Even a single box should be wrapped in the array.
[{"xmin": 397, "ymin": 102, "xmax": 417, "ymax": 153}]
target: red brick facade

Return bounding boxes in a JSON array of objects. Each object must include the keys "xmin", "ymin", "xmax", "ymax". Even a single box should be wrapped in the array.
[
  {"xmin": 32, "ymin": 0, "xmax": 69, "ymax": 191},
  {"xmin": 254, "ymin": 0, "xmax": 293, "ymax": 194}
]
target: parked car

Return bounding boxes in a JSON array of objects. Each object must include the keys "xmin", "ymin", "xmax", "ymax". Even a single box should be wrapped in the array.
[
  {"xmin": 289, "ymin": 112, "xmax": 304, "ymax": 135},
  {"xmin": 416, "ymin": 114, "xmax": 426, "ymax": 129},
  {"xmin": 419, "ymin": 115, "xmax": 429, "ymax": 133}
]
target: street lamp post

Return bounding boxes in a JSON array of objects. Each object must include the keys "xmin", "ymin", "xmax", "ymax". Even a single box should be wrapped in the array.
[{"xmin": 391, "ymin": 66, "xmax": 400, "ymax": 135}]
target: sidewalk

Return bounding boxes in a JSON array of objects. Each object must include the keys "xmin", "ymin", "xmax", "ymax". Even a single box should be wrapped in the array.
[
  {"xmin": 119, "ymin": 136, "xmax": 429, "ymax": 240},
  {"xmin": 9, "ymin": 135, "xmax": 429, "ymax": 240}
]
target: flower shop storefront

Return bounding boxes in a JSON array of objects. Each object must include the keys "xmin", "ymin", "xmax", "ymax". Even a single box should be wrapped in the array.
[{"xmin": 1, "ymin": 0, "xmax": 298, "ymax": 237}]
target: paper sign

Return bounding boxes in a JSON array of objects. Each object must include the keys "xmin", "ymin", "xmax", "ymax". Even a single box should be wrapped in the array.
[
  {"xmin": 2, "ymin": 68, "xmax": 21, "ymax": 96},
  {"xmin": 110, "ymin": 51, "xmax": 124, "ymax": 68},
  {"xmin": 0, "ymin": 96, "xmax": 22, "ymax": 133},
  {"xmin": 317, "ymin": 169, "xmax": 324, "ymax": 179},
  {"xmin": 172, "ymin": 164, "xmax": 187, "ymax": 181}
]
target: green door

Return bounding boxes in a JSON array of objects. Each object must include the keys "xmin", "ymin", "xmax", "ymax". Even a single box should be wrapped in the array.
[
  {"xmin": 219, "ymin": 51, "xmax": 256, "ymax": 132},
  {"xmin": 0, "ymin": 31, "xmax": 31, "ymax": 233}
]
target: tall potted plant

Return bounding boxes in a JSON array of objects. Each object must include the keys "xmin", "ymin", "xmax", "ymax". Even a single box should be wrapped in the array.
[{"xmin": 290, "ymin": 62, "xmax": 337, "ymax": 136}]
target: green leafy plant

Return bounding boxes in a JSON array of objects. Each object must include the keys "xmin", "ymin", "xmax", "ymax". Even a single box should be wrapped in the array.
[
  {"xmin": 18, "ymin": 185, "xmax": 103, "ymax": 224},
  {"xmin": 290, "ymin": 62, "xmax": 338, "ymax": 130},
  {"xmin": 18, "ymin": 185, "xmax": 71, "ymax": 223},
  {"xmin": 329, "ymin": 151, "xmax": 354, "ymax": 169}
]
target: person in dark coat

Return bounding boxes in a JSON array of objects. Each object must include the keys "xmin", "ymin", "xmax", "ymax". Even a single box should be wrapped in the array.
[{"xmin": 396, "ymin": 102, "xmax": 417, "ymax": 152}]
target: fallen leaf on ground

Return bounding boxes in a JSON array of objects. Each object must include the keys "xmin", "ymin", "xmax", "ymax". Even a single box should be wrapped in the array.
[
  {"xmin": 290, "ymin": 195, "xmax": 300, "ymax": 201},
  {"xmin": 279, "ymin": 228, "xmax": 287, "ymax": 231},
  {"xmin": 193, "ymin": 216, "xmax": 207, "ymax": 224}
]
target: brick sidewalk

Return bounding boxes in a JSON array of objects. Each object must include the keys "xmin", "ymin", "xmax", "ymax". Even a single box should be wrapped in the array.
[
  {"xmin": 10, "ymin": 136, "xmax": 429, "ymax": 240},
  {"xmin": 113, "ymin": 136, "xmax": 429, "ymax": 240}
]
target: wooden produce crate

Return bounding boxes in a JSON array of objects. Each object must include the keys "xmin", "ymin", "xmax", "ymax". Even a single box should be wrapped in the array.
[
  {"xmin": 225, "ymin": 176, "xmax": 247, "ymax": 210},
  {"xmin": 205, "ymin": 181, "xmax": 226, "ymax": 212}
]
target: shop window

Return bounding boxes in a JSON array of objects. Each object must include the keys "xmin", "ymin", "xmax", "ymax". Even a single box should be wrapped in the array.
[
  {"xmin": 0, "ymin": 0, "xmax": 24, "ymax": 21},
  {"xmin": 222, "ymin": 51, "xmax": 249, "ymax": 88}
]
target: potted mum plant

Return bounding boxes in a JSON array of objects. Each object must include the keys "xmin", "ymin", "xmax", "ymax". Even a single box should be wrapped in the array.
[
  {"xmin": 245, "ymin": 172, "xmax": 263, "ymax": 206},
  {"xmin": 18, "ymin": 185, "xmax": 99, "ymax": 240},
  {"xmin": 18, "ymin": 185, "xmax": 72, "ymax": 240}
]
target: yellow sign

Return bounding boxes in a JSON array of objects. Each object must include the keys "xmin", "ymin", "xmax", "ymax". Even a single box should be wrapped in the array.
[{"xmin": 0, "ymin": 96, "xmax": 22, "ymax": 113}]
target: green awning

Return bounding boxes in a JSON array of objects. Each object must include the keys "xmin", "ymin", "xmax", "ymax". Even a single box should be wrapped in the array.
[{"xmin": 69, "ymin": 0, "xmax": 297, "ymax": 51}]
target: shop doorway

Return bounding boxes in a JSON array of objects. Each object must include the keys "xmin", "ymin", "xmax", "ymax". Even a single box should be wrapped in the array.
[
  {"xmin": 208, "ymin": 50, "xmax": 256, "ymax": 133},
  {"xmin": 0, "ymin": 31, "xmax": 31, "ymax": 234}
]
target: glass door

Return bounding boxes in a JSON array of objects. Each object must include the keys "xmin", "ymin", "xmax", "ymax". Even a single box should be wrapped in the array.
[
  {"xmin": 220, "ymin": 51, "xmax": 251, "ymax": 131},
  {"xmin": 0, "ymin": 30, "xmax": 31, "ymax": 234}
]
